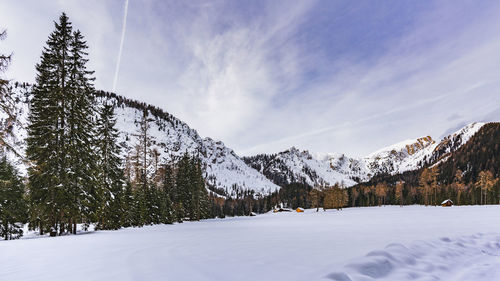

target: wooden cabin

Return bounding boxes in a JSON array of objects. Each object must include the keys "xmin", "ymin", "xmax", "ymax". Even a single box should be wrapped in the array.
[
  {"xmin": 441, "ymin": 199, "xmax": 453, "ymax": 207},
  {"xmin": 296, "ymin": 207, "xmax": 304, "ymax": 213}
]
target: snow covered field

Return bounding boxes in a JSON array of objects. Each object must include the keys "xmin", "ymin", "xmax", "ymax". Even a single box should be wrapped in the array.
[{"xmin": 2, "ymin": 205, "xmax": 500, "ymax": 281}]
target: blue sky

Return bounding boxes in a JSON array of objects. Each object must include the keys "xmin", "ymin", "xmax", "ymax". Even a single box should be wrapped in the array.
[{"xmin": 1, "ymin": 0, "xmax": 499, "ymax": 157}]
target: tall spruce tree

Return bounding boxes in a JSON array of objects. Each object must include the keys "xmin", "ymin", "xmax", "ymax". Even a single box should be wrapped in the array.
[
  {"xmin": 0, "ymin": 156, "xmax": 27, "ymax": 240},
  {"xmin": 121, "ymin": 181, "xmax": 136, "ymax": 227},
  {"xmin": 26, "ymin": 13, "xmax": 97, "ymax": 235},
  {"xmin": 161, "ymin": 163, "xmax": 174, "ymax": 224},
  {"xmin": 95, "ymin": 103, "xmax": 124, "ymax": 230},
  {"xmin": 175, "ymin": 153, "xmax": 191, "ymax": 220},
  {"xmin": 66, "ymin": 29, "xmax": 98, "ymax": 230}
]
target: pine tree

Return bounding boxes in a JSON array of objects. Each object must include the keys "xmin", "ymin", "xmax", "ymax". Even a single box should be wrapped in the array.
[
  {"xmin": 121, "ymin": 181, "xmax": 135, "ymax": 227},
  {"xmin": 0, "ymin": 156, "xmax": 27, "ymax": 240},
  {"xmin": 133, "ymin": 187, "xmax": 147, "ymax": 226},
  {"xmin": 26, "ymin": 13, "xmax": 97, "ymax": 235},
  {"xmin": 95, "ymin": 103, "xmax": 124, "ymax": 230},
  {"xmin": 175, "ymin": 153, "xmax": 191, "ymax": 220},
  {"xmin": 160, "ymin": 164, "xmax": 174, "ymax": 224},
  {"xmin": 189, "ymin": 156, "xmax": 201, "ymax": 220},
  {"xmin": 66, "ymin": 29, "xmax": 98, "ymax": 230},
  {"xmin": 191, "ymin": 156, "xmax": 210, "ymax": 219}
]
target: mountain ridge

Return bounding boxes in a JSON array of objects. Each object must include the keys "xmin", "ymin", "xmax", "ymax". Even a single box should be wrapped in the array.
[
  {"xmin": 2, "ymin": 82, "xmax": 489, "ymax": 196},
  {"xmin": 244, "ymin": 122, "xmax": 485, "ymax": 188}
]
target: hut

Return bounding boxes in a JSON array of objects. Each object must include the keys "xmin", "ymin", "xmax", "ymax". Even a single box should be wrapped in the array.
[
  {"xmin": 441, "ymin": 199, "xmax": 453, "ymax": 207},
  {"xmin": 296, "ymin": 207, "xmax": 304, "ymax": 213}
]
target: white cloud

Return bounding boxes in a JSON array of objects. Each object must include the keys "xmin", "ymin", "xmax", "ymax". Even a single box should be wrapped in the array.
[{"xmin": 1, "ymin": 1, "xmax": 499, "ymax": 158}]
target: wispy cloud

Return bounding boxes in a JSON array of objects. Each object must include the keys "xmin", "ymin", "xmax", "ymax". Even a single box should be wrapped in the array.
[{"xmin": 112, "ymin": 0, "xmax": 129, "ymax": 92}]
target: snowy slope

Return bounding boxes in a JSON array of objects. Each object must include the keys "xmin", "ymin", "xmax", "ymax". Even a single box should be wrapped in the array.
[
  {"xmin": 244, "ymin": 147, "xmax": 358, "ymax": 187},
  {"xmin": 110, "ymin": 100, "xmax": 279, "ymax": 197},
  {"xmin": 2, "ymin": 206, "xmax": 500, "ymax": 281},
  {"xmin": 245, "ymin": 123, "xmax": 485, "ymax": 187}
]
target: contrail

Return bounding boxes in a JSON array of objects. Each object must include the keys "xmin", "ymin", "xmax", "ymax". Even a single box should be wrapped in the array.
[{"xmin": 112, "ymin": 0, "xmax": 129, "ymax": 93}]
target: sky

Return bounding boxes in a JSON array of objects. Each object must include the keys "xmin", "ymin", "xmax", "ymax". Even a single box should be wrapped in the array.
[{"xmin": 0, "ymin": 0, "xmax": 499, "ymax": 157}]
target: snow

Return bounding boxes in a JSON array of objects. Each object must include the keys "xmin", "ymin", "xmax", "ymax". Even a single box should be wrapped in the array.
[
  {"xmin": 325, "ymin": 232, "xmax": 500, "ymax": 281},
  {"xmin": 2, "ymin": 205, "xmax": 500, "ymax": 281},
  {"xmin": 266, "ymin": 122, "xmax": 486, "ymax": 188}
]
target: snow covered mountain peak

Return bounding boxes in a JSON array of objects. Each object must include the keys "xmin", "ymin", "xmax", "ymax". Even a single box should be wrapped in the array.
[{"xmin": 244, "ymin": 122, "xmax": 486, "ymax": 188}]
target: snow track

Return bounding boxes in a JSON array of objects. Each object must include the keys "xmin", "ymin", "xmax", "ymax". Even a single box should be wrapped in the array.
[{"xmin": 325, "ymin": 233, "xmax": 500, "ymax": 281}]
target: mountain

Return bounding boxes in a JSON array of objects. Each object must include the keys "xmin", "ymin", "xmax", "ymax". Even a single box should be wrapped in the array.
[
  {"xmin": 243, "ymin": 147, "xmax": 358, "ymax": 187},
  {"xmin": 1, "ymin": 83, "xmax": 489, "ymax": 195},
  {"xmin": 3, "ymin": 84, "xmax": 279, "ymax": 198},
  {"xmin": 244, "ymin": 122, "xmax": 485, "ymax": 187}
]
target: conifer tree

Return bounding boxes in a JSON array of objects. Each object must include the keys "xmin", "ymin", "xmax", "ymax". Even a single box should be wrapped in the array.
[
  {"xmin": 160, "ymin": 164, "xmax": 174, "ymax": 224},
  {"xmin": 191, "ymin": 156, "xmax": 210, "ymax": 219},
  {"xmin": 133, "ymin": 187, "xmax": 147, "ymax": 226},
  {"xmin": 0, "ymin": 156, "xmax": 27, "ymax": 240},
  {"xmin": 66, "ymin": 29, "xmax": 98, "ymax": 230},
  {"xmin": 121, "ymin": 181, "xmax": 135, "ymax": 227},
  {"xmin": 26, "ymin": 13, "xmax": 97, "ymax": 235},
  {"xmin": 95, "ymin": 103, "xmax": 124, "ymax": 230},
  {"xmin": 175, "ymin": 153, "xmax": 191, "ymax": 220}
]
